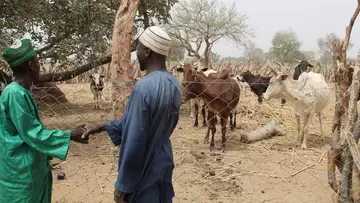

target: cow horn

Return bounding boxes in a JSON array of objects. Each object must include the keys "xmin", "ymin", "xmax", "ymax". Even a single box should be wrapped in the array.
[
  {"xmin": 273, "ymin": 61, "xmax": 285, "ymax": 69},
  {"xmin": 308, "ymin": 60, "xmax": 312, "ymax": 63},
  {"xmin": 267, "ymin": 60, "xmax": 279, "ymax": 76},
  {"xmin": 177, "ymin": 56, "xmax": 184, "ymax": 66},
  {"xmin": 294, "ymin": 59, "xmax": 301, "ymax": 63}
]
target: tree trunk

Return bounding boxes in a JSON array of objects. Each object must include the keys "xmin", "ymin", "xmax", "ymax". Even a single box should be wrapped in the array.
[
  {"xmin": 240, "ymin": 120, "xmax": 285, "ymax": 143},
  {"xmin": 110, "ymin": 0, "xmax": 140, "ymax": 119}
]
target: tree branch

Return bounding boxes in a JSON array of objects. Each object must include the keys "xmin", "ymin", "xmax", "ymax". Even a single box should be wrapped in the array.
[
  {"xmin": 341, "ymin": 1, "xmax": 360, "ymax": 65},
  {"xmin": 35, "ymin": 29, "xmax": 76, "ymax": 55},
  {"xmin": 38, "ymin": 55, "xmax": 111, "ymax": 83}
]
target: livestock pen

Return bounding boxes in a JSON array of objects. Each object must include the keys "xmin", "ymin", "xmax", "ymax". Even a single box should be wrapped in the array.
[{"xmin": 33, "ymin": 79, "xmax": 340, "ymax": 203}]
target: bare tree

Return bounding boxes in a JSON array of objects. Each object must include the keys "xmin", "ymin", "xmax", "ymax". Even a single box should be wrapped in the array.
[
  {"xmin": 167, "ymin": 0, "xmax": 252, "ymax": 68},
  {"xmin": 243, "ymin": 41, "xmax": 264, "ymax": 68}
]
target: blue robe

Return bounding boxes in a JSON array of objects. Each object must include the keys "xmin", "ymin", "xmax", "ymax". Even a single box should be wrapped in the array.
[{"xmin": 105, "ymin": 70, "xmax": 181, "ymax": 203}]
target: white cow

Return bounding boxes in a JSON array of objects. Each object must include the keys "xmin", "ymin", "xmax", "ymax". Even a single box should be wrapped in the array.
[
  {"xmin": 263, "ymin": 68, "xmax": 330, "ymax": 150},
  {"xmin": 90, "ymin": 73, "xmax": 105, "ymax": 110}
]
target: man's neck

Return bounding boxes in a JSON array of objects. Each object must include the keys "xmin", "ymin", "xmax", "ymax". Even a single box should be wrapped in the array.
[
  {"xmin": 146, "ymin": 60, "xmax": 167, "ymax": 74},
  {"xmin": 13, "ymin": 74, "xmax": 33, "ymax": 90}
]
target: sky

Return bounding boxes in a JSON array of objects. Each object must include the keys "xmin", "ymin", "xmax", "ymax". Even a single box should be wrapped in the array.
[{"xmin": 212, "ymin": 0, "xmax": 360, "ymax": 58}]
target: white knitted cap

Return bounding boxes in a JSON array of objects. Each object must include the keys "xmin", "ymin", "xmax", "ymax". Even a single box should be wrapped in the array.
[{"xmin": 138, "ymin": 26, "xmax": 172, "ymax": 56}]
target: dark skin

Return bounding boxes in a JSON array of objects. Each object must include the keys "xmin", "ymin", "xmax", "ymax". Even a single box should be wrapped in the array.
[
  {"xmin": 13, "ymin": 55, "xmax": 88, "ymax": 143},
  {"xmin": 82, "ymin": 41, "xmax": 167, "ymax": 202}
]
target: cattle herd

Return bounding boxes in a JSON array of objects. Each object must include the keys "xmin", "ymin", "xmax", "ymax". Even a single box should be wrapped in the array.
[
  {"xmin": 170, "ymin": 59, "xmax": 330, "ymax": 151},
  {"xmin": 0, "ymin": 59, "xmax": 332, "ymax": 152},
  {"xmin": 82, "ymin": 59, "xmax": 331, "ymax": 152}
]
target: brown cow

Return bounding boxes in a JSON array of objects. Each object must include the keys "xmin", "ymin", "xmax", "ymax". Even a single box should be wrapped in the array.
[{"xmin": 178, "ymin": 63, "xmax": 240, "ymax": 152}]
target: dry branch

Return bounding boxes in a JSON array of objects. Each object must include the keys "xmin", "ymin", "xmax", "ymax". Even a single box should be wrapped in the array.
[
  {"xmin": 343, "ymin": 66, "xmax": 360, "ymax": 171},
  {"xmin": 240, "ymin": 120, "xmax": 285, "ymax": 143}
]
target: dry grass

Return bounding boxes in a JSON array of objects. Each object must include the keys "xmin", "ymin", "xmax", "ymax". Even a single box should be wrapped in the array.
[{"xmin": 40, "ymin": 82, "xmax": 339, "ymax": 203}]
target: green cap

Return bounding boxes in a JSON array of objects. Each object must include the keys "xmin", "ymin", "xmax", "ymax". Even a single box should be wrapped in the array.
[{"xmin": 2, "ymin": 38, "xmax": 36, "ymax": 68}]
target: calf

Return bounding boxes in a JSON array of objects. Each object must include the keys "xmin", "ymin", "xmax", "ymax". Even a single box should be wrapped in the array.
[
  {"xmin": 239, "ymin": 71, "xmax": 286, "ymax": 105},
  {"xmin": 90, "ymin": 73, "xmax": 105, "ymax": 110},
  {"xmin": 178, "ymin": 63, "xmax": 240, "ymax": 152},
  {"xmin": 263, "ymin": 67, "xmax": 330, "ymax": 150}
]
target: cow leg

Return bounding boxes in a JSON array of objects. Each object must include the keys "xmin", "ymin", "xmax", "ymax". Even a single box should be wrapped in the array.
[
  {"xmin": 296, "ymin": 114, "xmax": 301, "ymax": 146},
  {"xmin": 258, "ymin": 96, "xmax": 263, "ymax": 104},
  {"xmin": 318, "ymin": 112, "xmax": 324, "ymax": 142},
  {"xmin": 204, "ymin": 110, "xmax": 212, "ymax": 144},
  {"xmin": 234, "ymin": 110, "xmax": 237, "ymax": 129},
  {"xmin": 194, "ymin": 103, "xmax": 199, "ymax": 127},
  {"xmin": 95, "ymin": 93, "xmax": 99, "ymax": 110},
  {"xmin": 301, "ymin": 111, "xmax": 314, "ymax": 150},
  {"xmin": 94, "ymin": 93, "xmax": 97, "ymax": 110},
  {"xmin": 98, "ymin": 92, "xmax": 102, "ymax": 110},
  {"xmin": 189, "ymin": 100, "xmax": 194, "ymax": 118},
  {"xmin": 208, "ymin": 111, "xmax": 216, "ymax": 152},
  {"xmin": 202, "ymin": 104, "xmax": 207, "ymax": 127},
  {"xmin": 220, "ymin": 114, "xmax": 228, "ymax": 152},
  {"xmin": 229, "ymin": 111, "xmax": 234, "ymax": 130}
]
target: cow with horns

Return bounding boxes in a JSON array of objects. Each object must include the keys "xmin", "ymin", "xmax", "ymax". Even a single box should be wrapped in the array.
[
  {"xmin": 263, "ymin": 63, "xmax": 330, "ymax": 150},
  {"xmin": 177, "ymin": 62, "xmax": 240, "ymax": 152},
  {"xmin": 90, "ymin": 73, "xmax": 105, "ymax": 110}
]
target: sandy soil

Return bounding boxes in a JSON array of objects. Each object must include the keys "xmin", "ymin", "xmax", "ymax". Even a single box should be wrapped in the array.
[{"xmin": 38, "ymin": 82, "xmax": 340, "ymax": 203}]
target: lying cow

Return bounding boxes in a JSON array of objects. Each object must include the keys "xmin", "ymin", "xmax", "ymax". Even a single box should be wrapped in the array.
[{"xmin": 90, "ymin": 73, "xmax": 105, "ymax": 110}]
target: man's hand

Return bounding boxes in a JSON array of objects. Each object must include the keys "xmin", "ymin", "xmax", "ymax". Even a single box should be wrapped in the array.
[
  {"xmin": 114, "ymin": 189, "xmax": 127, "ymax": 203},
  {"xmin": 70, "ymin": 124, "xmax": 88, "ymax": 143},
  {"xmin": 81, "ymin": 123, "xmax": 106, "ymax": 140}
]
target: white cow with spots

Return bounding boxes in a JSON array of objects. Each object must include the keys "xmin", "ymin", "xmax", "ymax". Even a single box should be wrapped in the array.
[
  {"xmin": 90, "ymin": 73, "xmax": 105, "ymax": 110},
  {"xmin": 263, "ymin": 67, "xmax": 330, "ymax": 150}
]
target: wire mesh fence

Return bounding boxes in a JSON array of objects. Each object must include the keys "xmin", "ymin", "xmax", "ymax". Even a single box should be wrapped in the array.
[{"xmin": 26, "ymin": 69, "xmax": 348, "ymax": 203}]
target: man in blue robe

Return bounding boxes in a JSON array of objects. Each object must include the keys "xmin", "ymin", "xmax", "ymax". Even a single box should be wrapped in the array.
[{"xmin": 83, "ymin": 26, "xmax": 181, "ymax": 203}]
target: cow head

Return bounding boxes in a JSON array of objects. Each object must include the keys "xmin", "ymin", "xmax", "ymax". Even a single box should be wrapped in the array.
[
  {"xmin": 293, "ymin": 59, "xmax": 313, "ymax": 80},
  {"xmin": 263, "ymin": 67, "xmax": 289, "ymax": 101},
  {"xmin": 176, "ymin": 62, "xmax": 200, "ymax": 102},
  {"xmin": 239, "ymin": 70, "xmax": 253, "ymax": 83},
  {"xmin": 90, "ymin": 73, "xmax": 105, "ymax": 91}
]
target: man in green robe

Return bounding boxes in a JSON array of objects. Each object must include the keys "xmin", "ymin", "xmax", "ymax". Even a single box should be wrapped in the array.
[{"xmin": 0, "ymin": 38, "xmax": 88, "ymax": 203}]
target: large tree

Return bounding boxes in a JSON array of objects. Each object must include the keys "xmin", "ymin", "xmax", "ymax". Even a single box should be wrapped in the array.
[
  {"xmin": 269, "ymin": 29, "xmax": 302, "ymax": 64},
  {"xmin": 0, "ymin": 0, "xmax": 178, "ymax": 84},
  {"xmin": 167, "ymin": 0, "xmax": 252, "ymax": 68},
  {"xmin": 317, "ymin": 33, "xmax": 353, "ymax": 64},
  {"xmin": 167, "ymin": 39, "xmax": 186, "ymax": 62}
]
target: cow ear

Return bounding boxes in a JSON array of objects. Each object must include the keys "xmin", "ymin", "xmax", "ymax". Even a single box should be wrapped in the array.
[
  {"xmin": 308, "ymin": 63, "xmax": 314, "ymax": 68},
  {"xmin": 281, "ymin": 75, "xmax": 289, "ymax": 81},
  {"xmin": 176, "ymin": 68, "xmax": 183, "ymax": 73}
]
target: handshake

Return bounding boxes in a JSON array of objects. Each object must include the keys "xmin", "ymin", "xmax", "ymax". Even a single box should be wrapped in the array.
[{"xmin": 69, "ymin": 123, "xmax": 106, "ymax": 143}]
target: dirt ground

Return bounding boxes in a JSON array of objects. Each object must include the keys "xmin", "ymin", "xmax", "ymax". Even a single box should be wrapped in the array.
[{"xmin": 39, "ymin": 82, "xmax": 340, "ymax": 203}]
